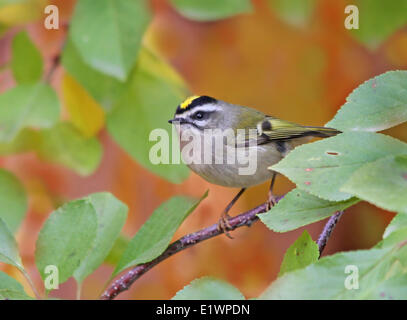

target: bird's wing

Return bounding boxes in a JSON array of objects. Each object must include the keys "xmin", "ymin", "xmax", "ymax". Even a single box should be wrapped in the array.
[{"xmin": 241, "ymin": 117, "xmax": 340, "ymax": 147}]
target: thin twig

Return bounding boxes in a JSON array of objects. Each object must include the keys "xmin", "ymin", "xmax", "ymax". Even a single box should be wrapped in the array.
[
  {"xmin": 317, "ymin": 211, "xmax": 344, "ymax": 256},
  {"xmin": 44, "ymin": 53, "xmax": 60, "ymax": 83}
]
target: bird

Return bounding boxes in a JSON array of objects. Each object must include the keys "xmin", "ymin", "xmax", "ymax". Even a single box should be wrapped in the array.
[{"xmin": 168, "ymin": 95, "xmax": 340, "ymax": 237}]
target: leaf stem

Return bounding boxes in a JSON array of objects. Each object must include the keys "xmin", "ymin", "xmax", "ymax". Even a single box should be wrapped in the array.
[
  {"xmin": 76, "ymin": 283, "xmax": 82, "ymax": 300},
  {"xmin": 20, "ymin": 268, "xmax": 41, "ymax": 300}
]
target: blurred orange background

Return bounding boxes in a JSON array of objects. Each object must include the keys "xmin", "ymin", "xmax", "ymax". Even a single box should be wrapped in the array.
[{"xmin": 0, "ymin": 0, "xmax": 406, "ymax": 299}]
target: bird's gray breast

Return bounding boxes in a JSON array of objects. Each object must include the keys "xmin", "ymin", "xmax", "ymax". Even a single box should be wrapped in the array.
[{"xmin": 184, "ymin": 139, "xmax": 284, "ymax": 188}]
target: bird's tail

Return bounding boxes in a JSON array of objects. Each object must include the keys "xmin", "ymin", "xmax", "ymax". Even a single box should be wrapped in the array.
[{"xmin": 302, "ymin": 126, "xmax": 342, "ymax": 138}]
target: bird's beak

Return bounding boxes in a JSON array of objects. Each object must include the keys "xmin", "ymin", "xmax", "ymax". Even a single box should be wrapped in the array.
[{"xmin": 168, "ymin": 118, "xmax": 188, "ymax": 124}]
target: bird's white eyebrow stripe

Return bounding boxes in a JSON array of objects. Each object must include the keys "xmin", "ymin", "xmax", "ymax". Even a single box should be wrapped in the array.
[{"xmin": 184, "ymin": 105, "xmax": 219, "ymax": 115}]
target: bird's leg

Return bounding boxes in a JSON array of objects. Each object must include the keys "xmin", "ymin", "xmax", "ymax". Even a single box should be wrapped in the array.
[
  {"xmin": 266, "ymin": 172, "xmax": 277, "ymax": 211},
  {"xmin": 218, "ymin": 188, "xmax": 246, "ymax": 239}
]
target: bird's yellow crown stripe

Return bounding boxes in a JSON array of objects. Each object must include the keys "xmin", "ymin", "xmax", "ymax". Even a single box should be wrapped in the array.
[{"xmin": 180, "ymin": 95, "xmax": 200, "ymax": 109}]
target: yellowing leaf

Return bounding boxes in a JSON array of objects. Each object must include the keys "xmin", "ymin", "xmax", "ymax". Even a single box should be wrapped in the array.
[
  {"xmin": 0, "ymin": 0, "xmax": 46, "ymax": 26},
  {"xmin": 62, "ymin": 72, "xmax": 105, "ymax": 138}
]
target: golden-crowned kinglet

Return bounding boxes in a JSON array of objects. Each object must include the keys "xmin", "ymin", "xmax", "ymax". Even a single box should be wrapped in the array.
[{"xmin": 169, "ymin": 95, "xmax": 340, "ymax": 237}]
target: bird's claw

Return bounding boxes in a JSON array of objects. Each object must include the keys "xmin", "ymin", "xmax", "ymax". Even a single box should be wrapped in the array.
[
  {"xmin": 217, "ymin": 213, "xmax": 234, "ymax": 239},
  {"xmin": 266, "ymin": 193, "xmax": 277, "ymax": 211}
]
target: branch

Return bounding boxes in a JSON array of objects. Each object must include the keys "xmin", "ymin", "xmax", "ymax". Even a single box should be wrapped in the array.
[
  {"xmin": 101, "ymin": 196, "xmax": 344, "ymax": 300},
  {"xmin": 100, "ymin": 201, "xmax": 271, "ymax": 300},
  {"xmin": 317, "ymin": 211, "xmax": 344, "ymax": 256}
]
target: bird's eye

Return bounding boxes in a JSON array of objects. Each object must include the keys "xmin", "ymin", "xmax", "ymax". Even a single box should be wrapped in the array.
[{"xmin": 195, "ymin": 111, "xmax": 204, "ymax": 119}]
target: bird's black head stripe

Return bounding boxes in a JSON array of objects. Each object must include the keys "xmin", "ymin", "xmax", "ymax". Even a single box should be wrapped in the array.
[{"xmin": 176, "ymin": 96, "xmax": 217, "ymax": 115}]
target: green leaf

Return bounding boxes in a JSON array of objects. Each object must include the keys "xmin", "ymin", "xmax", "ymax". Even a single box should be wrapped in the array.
[
  {"xmin": 0, "ymin": 271, "xmax": 32, "ymax": 300},
  {"xmin": 0, "ymin": 83, "xmax": 59, "ymax": 142},
  {"xmin": 259, "ymin": 188, "xmax": 358, "ymax": 232},
  {"xmin": 363, "ymin": 273, "xmax": 407, "ymax": 300},
  {"xmin": 0, "ymin": 218, "xmax": 22, "ymax": 270},
  {"xmin": 70, "ymin": 0, "xmax": 151, "ymax": 81},
  {"xmin": 383, "ymin": 213, "xmax": 407, "ymax": 239},
  {"xmin": 271, "ymin": 132, "xmax": 407, "ymax": 201},
  {"xmin": 0, "ymin": 289, "xmax": 33, "ymax": 300},
  {"xmin": 349, "ymin": 1, "xmax": 407, "ymax": 49},
  {"xmin": 341, "ymin": 155, "xmax": 407, "ymax": 214},
  {"xmin": 0, "ymin": 169, "xmax": 27, "ymax": 233},
  {"xmin": 0, "ymin": 127, "xmax": 37, "ymax": 154},
  {"xmin": 61, "ymin": 39, "xmax": 125, "ymax": 112},
  {"xmin": 39, "ymin": 122, "xmax": 103, "ymax": 176},
  {"xmin": 378, "ymin": 217, "xmax": 407, "ymax": 249},
  {"xmin": 278, "ymin": 231, "xmax": 319, "ymax": 277},
  {"xmin": 107, "ymin": 48, "xmax": 190, "ymax": 184},
  {"xmin": 170, "ymin": 0, "xmax": 252, "ymax": 21},
  {"xmin": 35, "ymin": 199, "xmax": 97, "ymax": 285},
  {"xmin": 11, "ymin": 31, "xmax": 43, "ymax": 84},
  {"xmin": 113, "ymin": 191, "xmax": 207, "ymax": 276},
  {"xmin": 0, "ymin": 123, "xmax": 102, "ymax": 176},
  {"xmin": 73, "ymin": 192, "xmax": 127, "ymax": 284},
  {"xmin": 0, "ymin": 0, "xmax": 23, "ymax": 6},
  {"xmin": 268, "ymin": 0, "xmax": 316, "ymax": 26},
  {"xmin": 104, "ymin": 234, "xmax": 129, "ymax": 266},
  {"xmin": 326, "ymin": 71, "xmax": 407, "ymax": 132},
  {"xmin": 173, "ymin": 277, "xmax": 245, "ymax": 300},
  {"xmin": 260, "ymin": 243, "xmax": 407, "ymax": 299}
]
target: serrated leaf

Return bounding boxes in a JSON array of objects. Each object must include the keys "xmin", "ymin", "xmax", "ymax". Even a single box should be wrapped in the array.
[
  {"xmin": 113, "ymin": 191, "xmax": 207, "ymax": 276},
  {"xmin": 0, "ymin": 218, "xmax": 22, "ymax": 270},
  {"xmin": 0, "ymin": 271, "xmax": 32, "ymax": 300},
  {"xmin": 378, "ymin": 220, "xmax": 407, "ymax": 249},
  {"xmin": 11, "ymin": 31, "xmax": 43, "ymax": 84},
  {"xmin": 0, "ymin": 83, "xmax": 60, "ymax": 142},
  {"xmin": 107, "ymin": 48, "xmax": 190, "ymax": 184},
  {"xmin": 70, "ymin": 0, "xmax": 151, "ymax": 80},
  {"xmin": 363, "ymin": 273, "xmax": 407, "ymax": 300},
  {"xmin": 326, "ymin": 71, "xmax": 407, "ymax": 132},
  {"xmin": 271, "ymin": 132, "xmax": 407, "ymax": 201},
  {"xmin": 383, "ymin": 213, "xmax": 407, "ymax": 239},
  {"xmin": 278, "ymin": 230, "xmax": 319, "ymax": 277},
  {"xmin": 173, "ymin": 277, "xmax": 245, "ymax": 300},
  {"xmin": 268, "ymin": 0, "xmax": 316, "ymax": 27},
  {"xmin": 73, "ymin": 192, "xmax": 127, "ymax": 284},
  {"xmin": 349, "ymin": 1, "xmax": 407, "ymax": 49},
  {"xmin": 0, "ymin": 169, "xmax": 27, "ymax": 233},
  {"xmin": 260, "ymin": 243, "xmax": 407, "ymax": 299},
  {"xmin": 170, "ymin": 0, "xmax": 252, "ymax": 21},
  {"xmin": 35, "ymin": 199, "xmax": 97, "ymax": 285},
  {"xmin": 62, "ymin": 72, "xmax": 105, "ymax": 137},
  {"xmin": 341, "ymin": 155, "xmax": 407, "ymax": 214},
  {"xmin": 259, "ymin": 188, "xmax": 358, "ymax": 232},
  {"xmin": 61, "ymin": 39, "xmax": 124, "ymax": 111}
]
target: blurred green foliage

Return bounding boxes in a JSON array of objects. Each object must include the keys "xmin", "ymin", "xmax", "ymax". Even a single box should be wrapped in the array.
[{"xmin": 0, "ymin": 0, "xmax": 406, "ymax": 301}]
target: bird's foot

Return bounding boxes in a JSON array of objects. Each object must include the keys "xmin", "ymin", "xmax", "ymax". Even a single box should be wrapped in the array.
[
  {"xmin": 266, "ymin": 192, "xmax": 277, "ymax": 211},
  {"xmin": 217, "ymin": 212, "xmax": 234, "ymax": 239}
]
